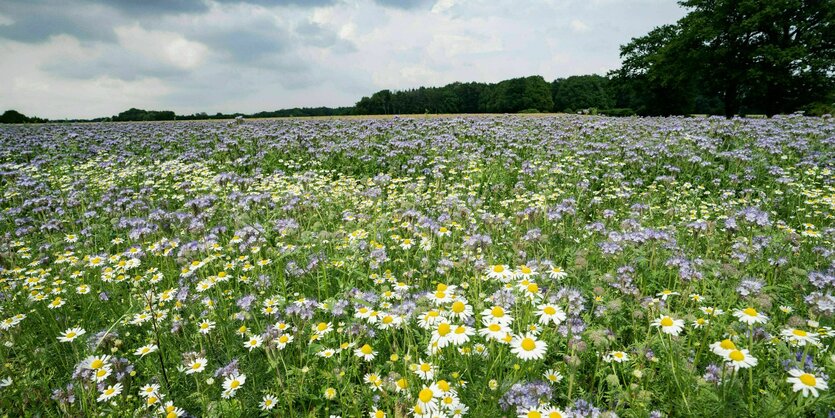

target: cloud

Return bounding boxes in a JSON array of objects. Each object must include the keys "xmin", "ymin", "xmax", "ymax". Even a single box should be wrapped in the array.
[
  {"xmin": 570, "ymin": 19, "xmax": 590, "ymax": 33},
  {"xmin": 0, "ymin": 0, "xmax": 688, "ymax": 118}
]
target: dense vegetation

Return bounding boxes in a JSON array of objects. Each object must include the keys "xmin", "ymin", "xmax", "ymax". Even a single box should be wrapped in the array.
[{"xmin": 0, "ymin": 115, "xmax": 833, "ymax": 417}]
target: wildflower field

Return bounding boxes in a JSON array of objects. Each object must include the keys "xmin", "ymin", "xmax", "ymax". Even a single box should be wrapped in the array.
[{"xmin": 1, "ymin": 114, "xmax": 834, "ymax": 417}]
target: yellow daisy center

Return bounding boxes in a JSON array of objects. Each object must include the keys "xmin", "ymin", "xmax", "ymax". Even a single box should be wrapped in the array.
[
  {"xmin": 799, "ymin": 374, "xmax": 817, "ymax": 386},
  {"xmin": 360, "ymin": 344, "xmax": 373, "ymax": 355},
  {"xmin": 451, "ymin": 301, "xmax": 466, "ymax": 313},
  {"xmin": 743, "ymin": 307, "xmax": 758, "ymax": 317},
  {"xmin": 493, "ymin": 265, "xmax": 504, "ymax": 273},
  {"xmin": 491, "ymin": 306, "xmax": 505, "ymax": 317},
  {"xmin": 729, "ymin": 350, "xmax": 744, "ymax": 361},
  {"xmin": 720, "ymin": 339, "xmax": 735, "ymax": 350},
  {"xmin": 543, "ymin": 306, "xmax": 556, "ymax": 315},
  {"xmin": 317, "ymin": 323, "xmax": 328, "ymax": 331},
  {"xmin": 90, "ymin": 359, "xmax": 104, "ymax": 369},
  {"xmin": 521, "ymin": 338, "xmax": 537, "ymax": 351},
  {"xmin": 792, "ymin": 329, "xmax": 807, "ymax": 337},
  {"xmin": 660, "ymin": 317, "xmax": 673, "ymax": 327},
  {"xmin": 418, "ymin": 388, "xmax": 433, "ymax": 403}
]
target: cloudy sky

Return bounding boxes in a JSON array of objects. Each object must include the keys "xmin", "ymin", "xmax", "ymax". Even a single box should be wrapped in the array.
[{"xmin": 0, "ymin": 0, "xmax": 686, "ymax": 119}]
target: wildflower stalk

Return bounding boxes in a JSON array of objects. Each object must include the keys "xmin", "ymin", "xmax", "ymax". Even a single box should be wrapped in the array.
[{"xmin": 662, "ymin": 333, "xmax": 691, "ymax": 414}]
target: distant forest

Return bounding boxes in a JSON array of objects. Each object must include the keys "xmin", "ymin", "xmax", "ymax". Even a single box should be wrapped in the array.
[{"xmin": 3, "ymin": 0, "xmax": 832, "ymax": 123}]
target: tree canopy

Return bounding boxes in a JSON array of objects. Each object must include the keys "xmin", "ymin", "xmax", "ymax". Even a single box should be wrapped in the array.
[{"xmin": 612, "ymin": 0, "xmax": 834, "ymax": 117}]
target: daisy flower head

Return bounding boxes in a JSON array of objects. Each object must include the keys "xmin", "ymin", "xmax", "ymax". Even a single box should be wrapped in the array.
[
  {"xmin": 159, "ymin": 402, "xmax": 185, "ymax": 418},
  {"xmin": 93, "ymin": 365, "xmax": 112, "ymax": 382},
  {"xmin": 543, "ymin": 369, "xmax": 563, "ymax": 384},
  {"xmin": 651, "ymin": 315, "xmax": 685, "ymax": 336},
  {"xmin": 413, "ymin": 360, "xmax": 437, "ymax": 380},
  {"xmin": 243, "ymin": 334, "xmax": 264, "ymax": 351},
  {"xmin": 261, "ymin": 394, "xmax": 278, "ymax": 410},
  {"xmin": 430, "ymin": 287, "xmax": 454, "ymax": 305},
  {"xmin": 135, "ymin": 344, "xmax": 158, "ymax": 357},
  {"xmin": 185, "ymin": 357, "xmax": 207, "ymax": 375},
  {"xmin": 431, "ymin": 322, "xmax": 454, "ymax": 349},
  {"xmin": 58, "ymin": 327, "xmax": 86, "ymax": 342},
  {"xmin": 511, "ymin": 333, "xmax": 547, "ymax": 361},
  {"xmin": 487, "ymin": 264, "xmax": 513, "ymax": 282},
  {"xmin": 734, "ymin": 307, "xmax": 768, "ymax": 325},
  {"xmin": 536, "ymin": 303, "xmax": 567, "ymax": 326},
  {"xmin": 197, "ymin": 320, "xmax": 216, "ymax": 335},
  {"xmin": 415, "ymin": 385, "xmax": 440, "ymax": 413},
  {"xmin": 83, "ymin": 354, "xmax": 111, "ymax": 370},
  {"xmin": 518, "ymin": 406, "xmax": 546, "ymax": 418},
  {"xmin": 479, "ymin": 321, "xmax": 511, "ymax": 342},
  {"xmin": 139, "ymin": 383, "xmax": 161, "ymax": 398},
  {"xmin": 543, "ymin": 406, "xmax": 567, "ymax": 418},
  {"xmin": 371, "ymin": 406, "xmax": 387, "ymax": 418},
  {"xmin": 324, "ymin": 387, "xmax": 337, "ymax": 399},
  {"xmin": 355, "ymin": 343, "xmax": 377, "ymax": 361},
  {"xmin": 481, "ymin": 305, "xmax": 513, "ymax": 326},
  {"xmin": 318, "ymin": 348, "xmax": 337, "ymax": 358},
  {"xmin": 700, "ymin": 306, "xmax": 724, "ymax": 317},
  {"xmin": 549, "ymin": 265, "xmax": 568, "ymax": 280},
  {"xmin": 710, "ymin": 338, "xmax": 737, "ymax": 357},
  {"xmin": 97, "ymin": 383, "xmax": 123, "ymax": 402},
  {"xmin": 725, "ymin": 348, "xmax": 757, "ymax": 370},
  {"xmin": 780, "ymin": 328, "xmax": 820, "ymax": 347},
  {"xmin": 515, "ymin": 264, "xmax": 537, "ymax": 279},
  {"xmin": 275, "ymin": 333, "xmax": 294, "ymax": 349},
  {"xmin": 656, "ymin": 289, "xmax": 679, "ymax": 300},
  {"xmin": 786, "ymin": 369, "xmax": 828, "ymax": 398},
  {"xmin": 221, "ymin": 373, "xmax": 246, "ymax": 398},
  {"xmin": 520, "ymin": 282, "xmax": 542, "ymax": 301},
  {"xmin": 448, "ymin": 299, "xmax": 473, "ymax": 321},
  {"xmin": 605, "ymin": 351, "xmax": 629, "ymax": 363},
  {"xmin": 313, "ymin": 321, "xmax": 333, "ymax": 336},
  {"xmin": 447, "ymin": 324, "xmax": 474, "ymax": 346}
]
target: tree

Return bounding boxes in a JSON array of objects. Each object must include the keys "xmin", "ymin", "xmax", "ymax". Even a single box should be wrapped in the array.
[
  {"xmin": 552, "ymin": 75, "xmax": 615, "ymax": 112},
  {"xmin": 615, "ymin": 0, "xmax": 835, "ymax": 117},
  {"xmin": 0, "ymin": 110, "xmax": 31, "ymax": 123}
]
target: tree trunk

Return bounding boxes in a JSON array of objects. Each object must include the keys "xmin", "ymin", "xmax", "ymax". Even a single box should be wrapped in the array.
[{"xmin": 723, "ymin": 81, "xmax": 739, "ymax": 118}]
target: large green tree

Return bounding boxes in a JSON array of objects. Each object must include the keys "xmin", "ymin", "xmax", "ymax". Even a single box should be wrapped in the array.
[
  {"xmin": 615, "ymin": 0, "xmax": 834, "ymax": 117},
  {"xmin": 552, "ymin": 75, "xmax": 615, "ymax": 112}
]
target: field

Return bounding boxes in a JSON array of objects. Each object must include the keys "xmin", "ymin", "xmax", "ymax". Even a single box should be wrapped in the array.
[{"xmin": 0, "ymin": 114, "xmax": 833, "ymax": 417}]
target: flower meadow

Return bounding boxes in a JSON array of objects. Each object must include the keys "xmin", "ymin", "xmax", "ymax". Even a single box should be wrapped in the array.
[{"xmin": 0, "ymin": 114, "xmax": 834, "ymax": 417}]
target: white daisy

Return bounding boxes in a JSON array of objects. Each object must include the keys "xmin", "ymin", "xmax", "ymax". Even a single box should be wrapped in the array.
[
  {"xmin": 651, "ymin": 315, "xmax": 685, "ymax": 336},
  {"xmin": 511, "ymin": 333, "xmax": 547, "ymax": 361},
  {"xmin": 786, "ymin": 368, "xmax": 828, "ymax": 397}
]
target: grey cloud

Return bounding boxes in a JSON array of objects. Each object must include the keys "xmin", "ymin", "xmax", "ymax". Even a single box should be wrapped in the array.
[
  {"xmin": 0, "ymin": 1, "xmax": 120, "ymax": 42},
  {"xmin": 373, "ymin": 0, "xmax": 434, "ymax": 9},
  {"xmin": 42, "ymin": 48, "xmax": 190, "ymax": 81}
]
